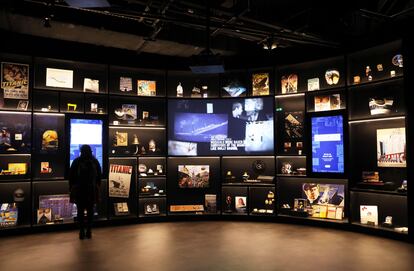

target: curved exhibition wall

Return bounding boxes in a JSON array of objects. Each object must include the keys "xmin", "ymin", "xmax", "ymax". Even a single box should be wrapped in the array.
[{"xmin": 0, "ymin": 40, "xmax": 410, "ymax": 241}]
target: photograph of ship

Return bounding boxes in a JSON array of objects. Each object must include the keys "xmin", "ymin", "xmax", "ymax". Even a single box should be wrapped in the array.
[
  {"xmin": 174, "ymin": 113, "xmax": 228, "ymax": 142},
  {"xmin": 178, "ymin": 165, "xmax": 210, "ymax": 188}
]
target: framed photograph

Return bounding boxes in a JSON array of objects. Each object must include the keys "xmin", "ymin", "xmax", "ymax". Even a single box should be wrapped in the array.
[
  {"xmin": 178, "ymin": 165, "xmax": 209, "ymax": 188},
  {"xmin": 120, "ymin": 77, "xmax": 133, "ymax": 92},
  {"xmin": 17, "ymin": 100, "xmax": 29, "ymax": 111},
  {"xmin": 1, "ymin": 62, "xmax": 29, "ymax": 99},
  {"xmin": 235, "ymin": 196, "xmax": 247, "ymax": 213},
  {"xmin": 46, "ymin": 68, "xmax": 74, "ymax": 88},
  {"xmin": 377, "ymin": 127, "xmax": 406, "ymax": 168}
]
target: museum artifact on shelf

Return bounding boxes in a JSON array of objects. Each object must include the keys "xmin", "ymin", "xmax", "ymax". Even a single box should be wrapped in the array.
[
  {"xmin": 114, "ymin": 202, "xmax": 129, "ymax": 216},
  {"xmin": 120, "ymin": 77, "xmax": 133, "ymax": 92},
  {"xmin": 46, "ymin": 68, "xmax": 73, "ymax": 89},
  {"xmin": 205, "ymin": 194, "xmax": 217, "ymax": 214},
  {"xmin": 145, "ymin": 203, "xmax": 160, "ymax": 215},
  {"xmin": 83, "ymin": 78, "xmax": 99, "ymax": 93},
  {"xmin": 169, "ymin": 205, "xmax": 204, "ymax": 212},
  {"xmin": 360, "ymin": 205, "xmax": 378, "ymax": 226},
  {"xmin": 108, "ymin": 164, "xmax": 133, "ymax": 198}
]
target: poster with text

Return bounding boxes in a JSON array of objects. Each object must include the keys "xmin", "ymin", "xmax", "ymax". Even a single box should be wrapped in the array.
[
  {"xmin": 109, "ymin": 164, "xmax": 133, "ymax": 198},
  {"xmin": 377, "ymin": 127, "xmax": 406, "ymax": 167},
  {"xmin": 1, "ymin": 62, "xmax": 29, "ymax": 99}
]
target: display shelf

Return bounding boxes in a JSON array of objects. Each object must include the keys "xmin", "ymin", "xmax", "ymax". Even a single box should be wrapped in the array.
[
  {"xmin": 0, "ymin": 154, "xmax": 31, "ymax": 181},
  {"xmin": 221, "ymin": 156, "xmax": 275, "ymax": 185},
  {"xmin": 167, "ymin": 70, "xmax": 220, "ymax": 98},
  {"xmin": 306, "ymin": 88, "xmax": 346, "ymax": 113},
  {"xmin": 347, "ymin": 40, "xmax": 403, "ymax": 86},
  {"xmin": 276, "ymin": 156, "xmax": 306, "ymax": 176},
  {"xmin": 350, "ymin": 188, "xmax": 407, "ymax": 196},
  {"xmin": 109, "ymin": 126, "xmax": 166, "ymax": 157},
  {"xmin": 222, "ymin": 182, "xmax": 275, "ymax": 187},
  {"xmin": 34, "ymin": 57, "xmax": 108, "ymax": 93},
  {"xmin": 138, "ymin": 197, "xmax": 167, "ymax": 217},
  {"xmin": 59, "ymin": 92, "xmax": 84, "ymax": 114},
  {"xmin": 108, "ymin": 96, "xmax": 166, "ymax": 127},
  {"xmin": 351, "ymin": 222, "xmax": 408, "ymax": 235},
  {"xmin": 348, "ymin": 115, "xmax": 405, "ymax": 124},
  {"xmin": 278, "ymin": 214, "xmax": 349, "ymax": 224},
  {"xmin": 0, "ymin": 224, "xmax": 31, "ymax": 231},
  {"xmin": 109, "ymin": 65, "xmax": 166, "ymax": 97},
  {"xmin": 277, "ymin": 56, "xmax": 345, "ymax": 94},
  {"xmin": 348, "ymin": 78, "xmax": 405, "ymax": 121},
  {"xmin": 276, "ymin": 174, "xmax": 307, "ymax": 178}
]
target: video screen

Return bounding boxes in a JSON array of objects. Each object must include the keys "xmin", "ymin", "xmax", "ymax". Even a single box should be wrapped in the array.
[
  {"xmin": 69, "ymin": 118, "xmax": 103, "ymax": 169},
  {"xmin": 311, "ymin": 115, "xmax": 344, "ymax": 173},
  {"xmin": 168, "ymin": 97, "xmax": 274, "ymax": 155}
]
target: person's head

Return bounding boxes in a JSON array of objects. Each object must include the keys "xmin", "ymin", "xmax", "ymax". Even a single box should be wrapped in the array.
[
  {"xmin": 238, "ymin": 197, "xmax": 245, "ymax": 205},
  {"xmin": 80, "ymin": 144, "xmax": 93, "ymax": 158},
  {"xmin": 303, "ymin": 183, "xmax": 320, "ymax": 202},
  {"xmin": 232, "ymin": 102, "xmax": 243, "ymax": 117}
]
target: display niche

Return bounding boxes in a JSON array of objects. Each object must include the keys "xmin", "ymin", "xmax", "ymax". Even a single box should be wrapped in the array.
[
  {"xmin": 32, "ymin": 180, "xmax": 108, "ymax": 226},
  {"xmin": 275, "ymin": 94, "xmax": 305, "ymax": 156},
  {"xmin": 108, "ymin": 157, "xmax": 137, "ymax": 219},
  {"xmin": 167, "ymin": 157, "xmax": 220, "ymax": 215},
  {"xmin": 350, "ymin": 191, "xmax": 408, "ymax": 234},
  {"xmin": 32, "ymin": 113, "xmax": 65, "ymax": 180},
  {"xmin": 34, "ymin": 57, "xmax": 107, "ymax": 93},
  {"xmin": 278, "ymin": 177, "xmax": 348, "ymax": 223},
  {"xmin": 167, "ymin": 70, "xmax": 219, "ymax": 98},
  {"xmin": 108, "ymin": 96, "xmax": 166, "ymax": 127},
  {"xmin": 277, "ymin": 56, "xmax": 345, "ymax": 94},
  {"xmin": 0, "ymin": 182, "xmax": 31, "ymax": 229},
  {"xmin": 138, "ymin": 157, "xmax": 167, "ymax": 218},
  {"xmin": 109, "ymin": 66, "xmax": 166, "ymax": 97},
  {"xmin": 109, "ymin": 127, "xmax": 166, "ymax": 156},
  {"xmin": 219, "ymin": 69, "xmax": 248, "ymax": 98}
]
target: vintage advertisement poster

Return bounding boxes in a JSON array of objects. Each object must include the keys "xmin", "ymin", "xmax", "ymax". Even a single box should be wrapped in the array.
[
  {"xmin": 1, "ymin": 62, "xmax": 29, "ymax": 99},
  {"xmin": 108, "ymin": 164, "xmax": 133, "ymax": 198},
  {"xmin": 376, "ymin": 127, "xmax": 406, "ymax": 168},
  {"xmin": 252, "ymin": 73, "xmax": 270, "ymax": 96}
]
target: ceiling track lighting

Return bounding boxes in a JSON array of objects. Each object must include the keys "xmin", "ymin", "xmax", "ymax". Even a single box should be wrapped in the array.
[{"xmin": 262, "ymin": 36, "xmax": 277, "ymax": 50}]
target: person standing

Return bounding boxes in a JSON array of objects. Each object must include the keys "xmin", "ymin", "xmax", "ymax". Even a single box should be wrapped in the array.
[{"xmin": 69, "ymin": 145, "xmax": 102, "ymax": 240}]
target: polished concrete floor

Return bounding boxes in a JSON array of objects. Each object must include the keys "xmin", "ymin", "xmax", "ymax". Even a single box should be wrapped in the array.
[{"xmin": 1, "ymin": 221, "xmax": 414, "ymax": 271}]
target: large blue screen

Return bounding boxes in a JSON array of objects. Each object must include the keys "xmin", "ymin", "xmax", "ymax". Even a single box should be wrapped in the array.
[
  {"xmin": 311, "ymin": 115, "xmax": 344, "ymax": 173},
  {"xmin": 69, "ymin": 118, "xmax": 103, "ymax": 170}
]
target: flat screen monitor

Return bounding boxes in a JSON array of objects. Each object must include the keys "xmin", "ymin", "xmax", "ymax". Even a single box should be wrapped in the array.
[
  {"xmin": 168, "ymin": 97, "xmax": 274, "ymax": 155},
  {"xmin": 69, "ymin": 118, "xmax": 103, "ymax": 169},
  {"xmin": 311, "ymin": 115, "xmax": 344, "ymax": 173}
]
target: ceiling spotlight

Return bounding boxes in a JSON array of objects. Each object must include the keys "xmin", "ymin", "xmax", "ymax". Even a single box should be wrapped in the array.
[
  {"xmin": 43, "ymin": 16, "xmax": 52, "ymax": 28},
  {"xmin": 262, "ymin": 37, "xmax": 277, "ymax": 50}
]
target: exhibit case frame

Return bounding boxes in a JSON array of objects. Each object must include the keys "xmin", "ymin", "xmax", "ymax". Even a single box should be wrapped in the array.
[{"xmin": 0, "ymin": 40, "xmax": 412, "ymax": 242}]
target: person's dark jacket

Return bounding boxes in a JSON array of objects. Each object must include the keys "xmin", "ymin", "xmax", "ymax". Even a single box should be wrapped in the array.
[{"xmin": 69, "ymin": 156, "xmax": 102, "ymax": 205}]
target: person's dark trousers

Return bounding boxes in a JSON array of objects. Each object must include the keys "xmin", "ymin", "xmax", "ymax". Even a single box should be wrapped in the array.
[{"xmin": 77, "ymin": 201, "xmax": 94, "ymax": 239}]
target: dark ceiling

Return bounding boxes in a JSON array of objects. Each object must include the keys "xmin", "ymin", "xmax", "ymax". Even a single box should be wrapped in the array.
[{"xmin": 1, "ymin": 0, "xmax": 414, "ymax": 66}]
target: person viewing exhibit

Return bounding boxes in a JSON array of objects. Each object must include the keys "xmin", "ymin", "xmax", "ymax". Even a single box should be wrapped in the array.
[{"xmin": 69, "ymin": 144, "xmax": 102, "ymax": 239}]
